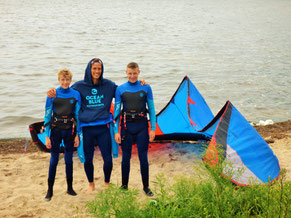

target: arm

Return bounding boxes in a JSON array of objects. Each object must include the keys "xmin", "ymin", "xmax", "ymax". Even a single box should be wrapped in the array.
[
  {"xmin": 147, "ymin": 86, "xmax": 156, "ymax": 142},
  {"xmin": 74, "ymin": 91, "xmax": 81, "ymax": 147},
  {"xmin": 147, "ymin": 99, "xmax": 156, "ymax": 142},
  {"xmin": 44, "ymin": 97, "xmax": 53, "ymax": 148},
  {"xmin": 113, "ymin": 88, "xmax": 122, "ymax": 144}
]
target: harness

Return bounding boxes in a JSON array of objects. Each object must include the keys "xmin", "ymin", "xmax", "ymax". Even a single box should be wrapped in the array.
[
  {"xmin": 44, "ymin": 114, "xmax": 75, "ymax": 130},
  {"xmin": 44, "ymin": 96, "xmax": 77, "ymax": 132},
  {"xmin": 123, "ymin": 110, "xmax": 147, "ymax": 122},
  {"xmin": 115, "ymin": 109, "xmax": 148, "ymax": 141}
]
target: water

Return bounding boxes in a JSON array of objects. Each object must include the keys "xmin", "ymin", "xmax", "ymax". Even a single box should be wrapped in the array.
[{"xmin": 0, "ymin": 0, "xmax": 290, "ymax": 139}]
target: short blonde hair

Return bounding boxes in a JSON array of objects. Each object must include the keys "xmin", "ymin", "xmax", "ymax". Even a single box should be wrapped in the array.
[
  {"xmin": 127, "ymin": 62, "xmax": 139, "ymax": 69},
  {"xmin": 57, "ymin": 69, "xmax": 72, "ymax": 80}
]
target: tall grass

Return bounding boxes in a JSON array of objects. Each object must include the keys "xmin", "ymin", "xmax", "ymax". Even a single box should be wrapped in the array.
[
  {"xmin": 86, "ymin": 146, "xmax": 290, "ymax": 217},
  {"xmin": 86, "ymin": 171, "xmax": 290, "ymax": 217}
]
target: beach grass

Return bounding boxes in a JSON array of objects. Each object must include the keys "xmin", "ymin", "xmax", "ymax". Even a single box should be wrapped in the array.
[{"xmin": 86, "ymin": 165, "xmax": 291, "ymax": 217}]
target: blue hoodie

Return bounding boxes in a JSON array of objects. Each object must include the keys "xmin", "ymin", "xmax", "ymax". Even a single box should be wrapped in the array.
[{"xmin": 71, "ymin": 58, "xmax": 117, "ymax": 127}]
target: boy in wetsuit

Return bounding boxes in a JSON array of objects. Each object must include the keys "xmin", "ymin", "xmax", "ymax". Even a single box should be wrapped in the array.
[
  {"xmin": 44, "ymin": 69, "xmax": 81, "ymax": 201},
  {"xmin": 114, "ymin": 62, "xmax": 156, "ymax": 196}
]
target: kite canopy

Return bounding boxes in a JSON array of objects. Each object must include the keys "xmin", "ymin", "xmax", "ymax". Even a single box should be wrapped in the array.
[
  {"xmin": 155, "ymin": 76, "xmax": 214, "ymax": 141},
  {"xmin": 201, "ymin": 101, "xmax": 280, "ymax": 185}
]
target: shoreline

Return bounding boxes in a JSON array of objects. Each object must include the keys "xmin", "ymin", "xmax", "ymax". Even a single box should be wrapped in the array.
[{"xmin": 1, "ymin": 120, "xmax": 290, "ymax": 154}]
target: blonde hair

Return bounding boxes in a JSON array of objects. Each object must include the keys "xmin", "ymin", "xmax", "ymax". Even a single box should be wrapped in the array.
[
  {"xmin": 57, "ymin": 69, "xmax": 72, "ymax": 80},
  {"xmin": 127, "ymin": 62, "xmax": 139, "ymax": 69}
]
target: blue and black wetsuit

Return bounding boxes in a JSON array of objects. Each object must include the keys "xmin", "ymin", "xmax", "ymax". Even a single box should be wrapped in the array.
[
  {"xmin": 71, "ymin": 58, "xmax": 117, "ymax": 183},
  {"xmin": 44, "ymin": 86, "xmax": 81, "ymax": 182},
  {"xmin": 114, "ymin": 80, "xmax": 156, "ymax": 191}
]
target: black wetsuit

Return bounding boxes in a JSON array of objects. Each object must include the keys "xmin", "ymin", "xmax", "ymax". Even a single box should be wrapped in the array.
[
  {"xmin": 114, "ymin": 80, "xmax": 156, "ymax": 191},
  {"xmin": 44, "ymin": 87, "xmax": 81, "ymax": 180}
]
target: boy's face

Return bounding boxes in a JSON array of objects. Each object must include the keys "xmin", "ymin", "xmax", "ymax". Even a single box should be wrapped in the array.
[
  {"xmin": 58, "ymin": 76, "xmax": 71, "ymax": 89},
  {"xmin": 91, "ymin": 62, "xmax": 102, "ymax": 81},
  {"xmin": 126, "ymin": 67, "xmax": 140, "ymax": 83}
]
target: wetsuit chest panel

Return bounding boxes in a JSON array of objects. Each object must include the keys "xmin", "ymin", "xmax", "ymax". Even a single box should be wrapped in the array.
[
  {"xmin": 53, "ymin": 97, "xmax": 76, "ymax": 115},
  {"xmin": 121, "ymin": 91, "xmax": 146, "ymax": 113}
]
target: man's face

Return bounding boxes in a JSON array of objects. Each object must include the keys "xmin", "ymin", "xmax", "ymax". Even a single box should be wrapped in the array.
[
  {"xmin": 126, "ymin": 67, "xmax": 140, "ymax": 83},
  {"xmin": 91, "ymin": 62, "xmax": 102, "ymax": 81},
  {"xmin": 58, "ymin": 76, "xmax": 71, "ymax": 89}
]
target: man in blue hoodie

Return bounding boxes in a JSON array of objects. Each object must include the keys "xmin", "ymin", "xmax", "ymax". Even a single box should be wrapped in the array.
[
  {"xmin": 48, "ymin": 58, "xmax": 117, "ymax": 192},
  {"xmin": 73, "ymin": 58, "xmax": 117, "ymax": 192}
]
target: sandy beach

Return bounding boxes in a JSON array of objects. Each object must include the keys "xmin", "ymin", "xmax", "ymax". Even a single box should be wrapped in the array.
[{"xmin": 0, "ymin": 121, "xmax": 290, "ymax": 217}]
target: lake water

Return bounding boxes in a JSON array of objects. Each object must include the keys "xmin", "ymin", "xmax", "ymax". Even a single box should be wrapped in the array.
[{"xmin": 0, "ymin": 0, "xmax": 290, "ymax": 139}]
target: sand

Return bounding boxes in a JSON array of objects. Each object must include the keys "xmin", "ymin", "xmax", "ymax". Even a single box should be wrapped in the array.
[{"xmin": 0, "ymin": 121, "xmax": 290, "ymax": 217}]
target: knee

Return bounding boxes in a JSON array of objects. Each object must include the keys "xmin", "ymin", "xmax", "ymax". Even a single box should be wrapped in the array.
[
  {"xmin": 64, "ymin": 152, "xmax": 73, "ymax": 164},
  {"xmin": 50, "ymin": 160, "xmax": 58, "ymax": 168},
  {"xmin": 103, "ymin": 155, "xmax": 113, "ymax": 166},
  {"xmin": 84, "ymin": 150, "xmax": 94, "ymax": 162},
  {"xmin": 65, "ymin": 158, "xmax": 73, "ymax": 165},
  {"xmin": 50, "ymin": 153, "xmax": 59, "ymax": 165},
  {"xmin": 122, "ymin": 151, "xmax": 131, "ymax": 160},
  {"xmin": 138, "ymin": 152, "xmax": 148, "ymax": 163}
]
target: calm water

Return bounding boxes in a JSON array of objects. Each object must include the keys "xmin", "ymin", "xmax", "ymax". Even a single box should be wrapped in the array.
[{"xmin": 0, "ymin": 0, "xmax": 290, "ymax": 139}]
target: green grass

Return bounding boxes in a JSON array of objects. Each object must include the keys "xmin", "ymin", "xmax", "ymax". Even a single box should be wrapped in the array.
[
  {"xmin": 86, "ymin": 169, "xmax": 290, "ymax": 217},
  {"xmin": 86, "ymin": 147, "xmax": 290, "ymax": 217}
]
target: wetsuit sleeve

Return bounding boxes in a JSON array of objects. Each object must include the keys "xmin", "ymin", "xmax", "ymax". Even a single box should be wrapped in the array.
[
  {"xmin": 113, "ymin": 87, "xmax": 122, "ymax": 134},
  {"xmin": 74, "ymin": 91, "xmax": 81, "ymax": 134},
  {"xmin": 44, "ymin": 97, "xmax": 53, "ymax": 138},
  {"xmin": 146, "ymin": 86, "xmax": 156, "ymax": 131}
]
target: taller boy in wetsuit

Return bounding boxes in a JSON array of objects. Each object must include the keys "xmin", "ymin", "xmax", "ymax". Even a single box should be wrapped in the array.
[
  {"xmin": 44, "ymin": 69, "xmax": 81, "ymax": 201},
  {"xmin": 114, "ymin": 62, "xmax": 156, "ymax": 196}
]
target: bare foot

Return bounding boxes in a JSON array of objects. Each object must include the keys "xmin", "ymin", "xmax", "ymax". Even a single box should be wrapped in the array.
[
  {"xmin": 86, "ymin": 182, "xmax": 95, "ymax": 193},
  {"xmin": 104, "ymin": 182, "xmax": 110, "ymax": 189}
]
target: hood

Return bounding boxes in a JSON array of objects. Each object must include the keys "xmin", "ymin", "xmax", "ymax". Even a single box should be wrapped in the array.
[{"xmin": 84, "ymin": 58, "xmax": 104, "ymax": 85}]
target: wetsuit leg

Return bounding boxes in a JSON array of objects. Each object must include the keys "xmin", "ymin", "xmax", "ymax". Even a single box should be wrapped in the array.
[
  {"xmin": 63, "ymin": 129, "xmax": 74, "ymax": 179},
  {"xmin": 96, "ymin": 125, "xmax": 113, "ymax": 183},
  {"xmin": 135, "ymin": 122, "xmax": 150, "ymax": 189},
  {"xmin": 82, "ymin": 126, "xmax": 96, "ymax": 183},
  {"xmin": 120, "ymin": 128, "xmax": 134, "ymax": 187},
  {"xmin": 48, "ymin": 129, "xmax": 61, "ymax": 180}
]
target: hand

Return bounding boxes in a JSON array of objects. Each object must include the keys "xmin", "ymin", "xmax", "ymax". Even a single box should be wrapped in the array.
[
  {"xmin": 115, "ymin": 133, "xmax": 121, "ymax": 144},
  {"xmin": 47, "ymin": 88, "xmax": 56, "ymax": 98},
  {"xmin": 149, "ymin": 130, "xmax": 155, "ymax": 142},
  {"xmin": 74, "ymin": 135, "xmax": 80, "ymax": 147},
  {"xmin": 45, "ymin": 137, "xmax": 52, "ymax": 149},
  {"xmin": 139, "ymin": 79, "xmax": 148, "ymax": 86}
]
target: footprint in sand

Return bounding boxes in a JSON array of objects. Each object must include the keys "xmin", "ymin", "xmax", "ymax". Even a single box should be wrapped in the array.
[{"xmin": 94, "ymin": 176, "xmax": 100, "ymax": 180}]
